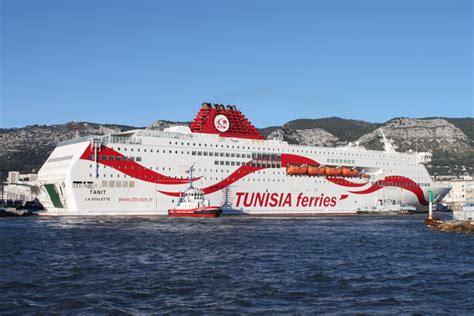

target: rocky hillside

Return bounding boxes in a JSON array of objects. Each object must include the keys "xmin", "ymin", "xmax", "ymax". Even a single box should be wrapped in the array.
[
  {"xmin": 267, "ymin": 127, "xmax": 341, "ymax": 147},
  {"xmin": 264, "ymin": 117, "xmax": 473, "ymax": 177},
  {"xmin": 0, "ymin": 122, "xmax": 136, "ymax": 178},
  {"xmin": 354, "ymin": 118, "xmax": 473, "ymax": 176},
  {"xmin": 147, "ymin": 120, "xmax": 188, "ymax": 131},
  {"xmin": 0, "ymin": 116, "xmax": 472, "ymax": 180},
  {"xmin": 356, "ymin": 118, "xmax": 472, "ymax": 153}
]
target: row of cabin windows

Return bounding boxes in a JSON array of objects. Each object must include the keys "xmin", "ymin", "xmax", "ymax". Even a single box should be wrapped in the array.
[
  {"xmin": 116, "ymin": 147, "xmax": 147, "ymax": 153},
  {"xmin": 117, "ymin": 143, "xmax": 412, "ymax": 160},
  {"xmin": 113, "ymin": 145, "xmax": 414, "ymax": 163},
  {"xmin": 93, "ymin": 164, "xmax": 168, "ymax": 172},
  {"xmin": 252, "ymin": 153, "xmax": 281, "ymax": 161},
  {"xmin": 92, "ymin": 162, "xmax": 287, "ymax": 175},
  {"xmin": 89, "ymin": 155, "xmax": 142, "ymax": 162},
  {"xmin": 102, "ymin": 180, "xmax": 135, "ymax": 188},
  {"xmin": 116, "ymin": 147, "xmax": 189, "ymax": 155},
  {"xmin": 192, "ymin": 151, "xmax": 251, "ymax": 158},
  {"xmin": 95, "ymin": 167, "xmax": 283, "ymax": 176},
  {"xmin": 190, "ymin": 151, "xmax": 282, "ymax": 161},
  {"xmin": 169, "ymin": 141, "xmax": 247, "ymax": 149},
  {"xmin": 205, "ymin": 177, "xmax": 285, "ymax": 182},
  {"xmin": 96, "ymin": 151, "xmax": 409, "ymax": 170},
  {"xmin": 165, "ymin": 140, "xmax": 396, "ymax": 158},
  {"xmin": 90, "ymin": 168, "xmax": 286, "ymax": 180},
  {"xmin": 47, "ymin": 155, "xmax": 73, "ymax": 163},
  {"xmin": 327, "ymin": 158, "xmax": 355, "ymax": 164},
  {"xmin": 214, "ymin": 160, "xmax": 281, "ymax": 168},
  {"xmin": 380, "ymin": 182, "xmax": 431, "ymax": 187}
]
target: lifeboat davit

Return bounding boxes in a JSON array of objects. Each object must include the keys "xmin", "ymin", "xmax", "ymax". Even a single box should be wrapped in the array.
[
  {"xmin": 307, "ymin": 165, "xmax": 325, "ymax": 176},
  {"xmin": 325, "ymin": 167, "xmax": 342, "ymax": 176},
  {"xmin": 286, "ymin": 164, "xmax": 308, "ymax": 175},
  {"xmin": 342, "ymin": 167, "xmax": 358, "ymax": 177}
]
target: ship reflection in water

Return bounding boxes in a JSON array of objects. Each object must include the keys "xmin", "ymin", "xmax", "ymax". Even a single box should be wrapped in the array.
[{"xmin": 0, "ymin": 215, "xmax": 472, "ymax": 314}]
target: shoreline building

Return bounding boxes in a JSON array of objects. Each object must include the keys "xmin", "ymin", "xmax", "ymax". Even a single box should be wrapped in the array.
[{"xmin": 437, "ymin": 176, "xmax": 473, "ymax": 211}]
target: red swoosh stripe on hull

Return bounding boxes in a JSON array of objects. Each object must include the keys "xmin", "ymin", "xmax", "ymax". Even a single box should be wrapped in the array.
[
  {"xmin": 159, "ymin": 154, "xmax": 320, "ymax": 197},
  {"xmin": 339, "ymin": 194, "xmax": 349, "ymax": 200},
  {"xmin": 281, "ymin": 154, "xmax": 318, "ymax": 167},
  {"xmin": 159, "ymin": 165, "xmax": 263, "ymax": 197},
  {"xmin": 349, "ymin": 176, "xmax": 428, "ymax": 205},
  {"xmin": 325, "ymin": 178, "xmax": 368, "ymax": 187},
  {"xmin": 80, "ymin": 144, "xmax": 200, "ymax": 185}
]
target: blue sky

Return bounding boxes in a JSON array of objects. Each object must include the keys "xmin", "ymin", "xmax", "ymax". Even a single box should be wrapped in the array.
[{"xmin": 1, "ymin": 0, "xmax": 472, "ymax": 128}]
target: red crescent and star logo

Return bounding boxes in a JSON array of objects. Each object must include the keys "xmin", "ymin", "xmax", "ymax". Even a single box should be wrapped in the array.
[{"xmin": 214, "ymin": 114, "xmax": 230, "ymax": 132}]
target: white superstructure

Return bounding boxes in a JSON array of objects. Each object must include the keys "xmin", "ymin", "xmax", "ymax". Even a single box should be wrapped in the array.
[{"xmin": 37, "ymin": 104, "xmax": 451, "ymax": 215}]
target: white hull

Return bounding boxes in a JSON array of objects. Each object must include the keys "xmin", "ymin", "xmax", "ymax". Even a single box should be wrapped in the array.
[{"xmin": 37, "ymin": 106, "xmax": 450, "ymax": 216}]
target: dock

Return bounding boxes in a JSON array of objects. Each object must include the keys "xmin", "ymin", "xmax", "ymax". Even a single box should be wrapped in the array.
[{"xmin": 0, "ymin": 208, "xmax": 35, "ymax": 217}]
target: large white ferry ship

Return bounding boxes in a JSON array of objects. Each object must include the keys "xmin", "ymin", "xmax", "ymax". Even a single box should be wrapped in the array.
[{"xmin": 37, "ymin": 104, "xmax": 450, "ymax": 215}]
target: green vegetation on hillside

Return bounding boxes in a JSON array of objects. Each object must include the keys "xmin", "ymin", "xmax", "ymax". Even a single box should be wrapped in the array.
[
  {"xmin": 419, "ymin": 117, "xmax": 474, "ymax": 143},
  {"xmin": 258, "ymin": 126, "xmax": 280, "ymax": 138},
  {"xmin": 446, "ymin": 118, "xmax": 474, "ymax": 142},
  {"xmin": 282, "ymin": 117, "xmax": 381, "ymax": 141}
]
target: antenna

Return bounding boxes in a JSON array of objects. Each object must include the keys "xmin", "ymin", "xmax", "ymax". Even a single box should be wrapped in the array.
[
  {"xmin": 186, "ymin": 163, "xmax": 196, "ymax": 188},
  {"xmin": 221, "ymin": 185, "xmax": 233, "ymax": 209}
]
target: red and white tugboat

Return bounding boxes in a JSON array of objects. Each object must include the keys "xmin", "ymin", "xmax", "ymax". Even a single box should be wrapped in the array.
[{"xmin": 168, "ymin": 165, "xmax": 222, "ymax": 217}]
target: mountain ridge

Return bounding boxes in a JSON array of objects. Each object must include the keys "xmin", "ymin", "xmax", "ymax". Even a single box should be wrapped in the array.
[{"xmin": 1, "ymin": 116, "xmax": 472, "ymax": 179}]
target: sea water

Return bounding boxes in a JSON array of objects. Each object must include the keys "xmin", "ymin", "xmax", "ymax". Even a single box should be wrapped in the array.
[{"xmin": 0, "ymin": 215, "xmax": 473, "ymax": 314}]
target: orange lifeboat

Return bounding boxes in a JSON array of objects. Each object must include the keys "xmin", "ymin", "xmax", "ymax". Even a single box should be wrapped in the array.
[
  {"xmin": 307, "ymin": 165, "xmax": 325, "ymax": 176},
  {"xmin": 342, "ymin": 167, "xmax": 358, "ymax": 177},
  {"xmin": 325, "ymin": 167, "xmax": 342, "ymax": 176},
  {"xmin": 286, "ymin": 164, "xmax": 308, "ymax": 175},
  {"xmin": 360, "ymin": 173, "xmax": 370, "ymax": 179}
]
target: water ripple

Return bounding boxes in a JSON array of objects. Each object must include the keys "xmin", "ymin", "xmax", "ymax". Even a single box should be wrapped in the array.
[{"xmin": 0, "ymin": 215, "xmax": 473, "ymax": 314}]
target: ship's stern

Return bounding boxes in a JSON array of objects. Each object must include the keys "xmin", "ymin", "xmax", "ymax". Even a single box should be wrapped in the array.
[{"xmin": 37, "ymin": 138, "xmax": 92, "ymax": 215}]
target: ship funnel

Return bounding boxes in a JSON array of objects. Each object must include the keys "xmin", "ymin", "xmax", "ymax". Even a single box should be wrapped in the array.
[{"xmin": 189, "ymin": 102, "xmax": 264, "ymax": 140}]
